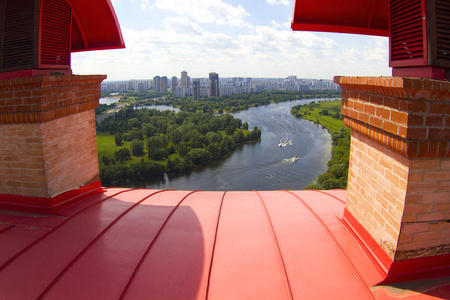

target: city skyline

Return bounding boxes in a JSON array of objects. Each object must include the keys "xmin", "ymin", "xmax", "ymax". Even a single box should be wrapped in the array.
[
  {"xmin": 101, "ymin": 72, "xmax": 339, "ymax": 96},
  {"xmin": 71, "ymin": 0, "xmax": 391, "ymax": 81}
]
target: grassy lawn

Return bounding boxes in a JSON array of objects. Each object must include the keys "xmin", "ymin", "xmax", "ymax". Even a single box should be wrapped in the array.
[
  {"xmin": 292, "ymin": 100, "xmax": 346, "ymax": 135},
  {"xmin": 96, "ymin": 132, "xmax": 147, "ymax": 168}
]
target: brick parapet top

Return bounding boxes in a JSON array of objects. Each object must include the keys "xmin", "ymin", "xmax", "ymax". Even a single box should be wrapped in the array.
[
  {"xmin": 334, "ymin": 76, "xmax": 450, "ymax": 102},
  {"xmin": 0, "ymin": 75, "xmax": 106, "ymax": 124},
  {"xmin": 0, "ymin": 75, "xmax": 107, "ymax": 92},
  {"xmin": 335, "ymin": 76, "xmax": 450, "ymax": 158}
]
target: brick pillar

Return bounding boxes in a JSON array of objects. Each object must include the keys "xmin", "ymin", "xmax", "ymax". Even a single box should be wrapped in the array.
[
  {"xmin": 334, "ymin": 76, "xmax": 450, "ymax": 265},
  {"xmin": 0, "ymin": 75, "xmax": 106, "ymax": 213}
]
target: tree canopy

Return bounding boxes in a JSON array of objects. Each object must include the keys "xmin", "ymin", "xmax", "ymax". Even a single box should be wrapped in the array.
[{"xmin": 98, "ymin": 107, "xmax": 261, "ymax": 185}]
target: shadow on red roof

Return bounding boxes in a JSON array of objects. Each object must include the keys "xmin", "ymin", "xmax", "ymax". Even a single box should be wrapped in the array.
[{"xmin": 0, "ymin": 189, "xmax": 448, "ymax": 299}]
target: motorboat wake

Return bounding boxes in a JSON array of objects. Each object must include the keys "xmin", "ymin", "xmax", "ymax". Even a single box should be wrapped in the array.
[{"xmin": 278, "ymin": 138, "xmax": 293, "ymax": 147}]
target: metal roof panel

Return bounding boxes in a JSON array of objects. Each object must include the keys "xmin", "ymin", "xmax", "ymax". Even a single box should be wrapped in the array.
[{"xmin": 0, "ymin": 188, "xmax": 448, "ymax": 299}]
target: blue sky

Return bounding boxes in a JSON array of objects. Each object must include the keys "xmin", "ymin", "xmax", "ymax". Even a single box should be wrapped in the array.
[{"xmin": 72, "ymin": 0, "xmax": 391, "ymax": 81}]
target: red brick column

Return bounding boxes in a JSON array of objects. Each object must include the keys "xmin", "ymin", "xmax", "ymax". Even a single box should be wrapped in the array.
[
  {"xmin": 0, "ymin": 75, "xmax": 106, "ymax": 213},
  {"xmin": 334, "ymin": 76, "xmax": 450, "ymax": 263}
]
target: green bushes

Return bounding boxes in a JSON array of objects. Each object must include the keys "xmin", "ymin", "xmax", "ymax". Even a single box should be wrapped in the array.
[{"xmin": 100, "ymin": 160, "xmax": 165, "ymax": 186}]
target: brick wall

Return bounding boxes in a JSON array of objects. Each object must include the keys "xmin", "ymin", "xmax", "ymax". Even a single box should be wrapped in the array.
[
  {"xmin": 335, "ymin": 76, "xmax": 450, "ymax": 261},
  {"xmin": 399, "ymin": 158, "xmax": 450, "ymax": 260},
  {"xmin": 0, "ymin": 123, "xmax": 46, "ymax": 196},
  {"xmin": 347, "ymin": 131, "xmax": 407, "ymax": 258},
  {"xmin": 0, "ymin": 75, "xmax": 105, "ymax": 198},
  {"xmin": 41, "ymin": 109, "xmax": 99, "ymax": 196}
]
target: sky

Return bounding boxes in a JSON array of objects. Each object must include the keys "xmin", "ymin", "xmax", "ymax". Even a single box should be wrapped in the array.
[{"xmin": 71, "ymin": 0, "xmax": 392, "ymax": 81}]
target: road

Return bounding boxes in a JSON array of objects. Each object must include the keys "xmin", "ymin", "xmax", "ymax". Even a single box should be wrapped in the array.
[
  {"xmin": 96, "ymin": 96, "xmax": 167, "ymax": 123},
  {"xmin": 96, "ymin": 102, "xmax": 126, "ymax": 123}
]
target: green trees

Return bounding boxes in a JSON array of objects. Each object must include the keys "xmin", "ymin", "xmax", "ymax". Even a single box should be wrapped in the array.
[
  {"xmin": 166, "ymin": 157, "xmax": 191, "ymax": 173},
  {"xmin": 233, "ymin": 130, "xmax": 245, "ymax": 144},
  {"xmin": 130, "ymin": 139, "xmax": 144, "ymax": 156},
  {"xmin": 206, "ymin": 132, "xmax": 222, "ymax": 144},
  {"xmin": 100, "ymin": 160, "xmax": 165, "ymax": 186},
  {"xmin": 143, "ymin": 123, "xmax": 156, "ymax": 138},
  {"xmin": 102, "ymin": 156, "xmax": 110, "ymax": 166},
  {"xmin": 220, "ymin": 136, "xmax": 236, "ymax": 153},
  {"xmin": 249, "ymin": 126, "xmax": 262, "ymax": 140},
  {"xmin": 100, "ymin": 165, "xmax": 129, "ymax": 186},
  {"xmin": 114, "ymin": 132, "xmax": 122, "ymax": 146},
  {"xmin": 130, "ymin": 90, "xmax": 340, "ymax": 114},
  {"xmin": 114, "ymin": 148, "xmax": 131, "ymax": 164},
  {"xmin": 98, "ymin": 107, "xmax": 262, "ymax": 183},
  {"xmin": 207, "ymin": 143, "xmax": 221, "ymax": 160},
  {"xmin": 146, "ymin": 136, "xmax": 168, "ymax": 160},
  {"xmin": 95, "ymin": 103, "xmax": 116, "ymax": 116},
  {"xmin": 186, "ymin": 148, "xmax": 212, "ymax": 165}
]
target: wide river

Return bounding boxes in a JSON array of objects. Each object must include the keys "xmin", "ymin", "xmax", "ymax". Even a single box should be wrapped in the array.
[{"xmin": 117, "ymin": 99, "xmax": 333, "ymax": 191}]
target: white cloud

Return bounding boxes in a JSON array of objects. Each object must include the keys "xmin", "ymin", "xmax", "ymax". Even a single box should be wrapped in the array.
[
  {"xmin": 239, "ymin": 26, "xmax": 337, "ymax": 56},
  {"xmin": 72, "ymin": 18, "xmax": 243, "ymax": 80},
  {"xmin": 271, "ymin": 18, "xmax": 292, "ymax": 29},
  {"xmin": 149, "ymin": 0, "xmax": 250, "ymax": 27},
  {"xmin": 271, "ymin": 20, "xmax": 282, "ymax": 28},
  {"xmin": 141, "ymin": 0, "xmax": 149, "ymax": 9},
  {"xmin": 362, "ymin": 37, "xmax": 388, "ymax": 62},
  {"xmin": 163, "ymin": 17, "xmax": 203, "ymax": 35},
  {"xmin": 72, "ymin": 10, "xmax": 390, "ymax": 81},
  {"xmin": 266, "ymin": 0, "xmax": 289, "ymax": 6}
]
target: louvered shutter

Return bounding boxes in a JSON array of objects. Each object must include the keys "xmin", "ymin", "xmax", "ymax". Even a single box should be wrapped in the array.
[
  {"xmin": 0, "ymin": 0, "xmax": 38, "ymax": 71},
  {"xmin": 430, "ymin": 0, "xmax": 450, "ymax": 67},
  {"xmin": 390, "ymin": 0, "xmax": 450, "ymax": 70},
  {"xmin": 39, "ymin": 0, "xmax": 71, "ymax": 68},
  {"xmin": 0, "ymin": 0, "xmax": 71, "ymax": 73},
  {"xmin": 389, "ymin": 0, "xmax": 427, "ymax": 67}
]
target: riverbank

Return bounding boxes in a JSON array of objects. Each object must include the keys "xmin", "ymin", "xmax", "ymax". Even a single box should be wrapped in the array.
[
  {"xmin": 291, "ymin": 100, "xmax": 350, "ymax": 190},
  {"xmin": 99, "ymin": 89, "xmax": 342, "ymax": 115}
]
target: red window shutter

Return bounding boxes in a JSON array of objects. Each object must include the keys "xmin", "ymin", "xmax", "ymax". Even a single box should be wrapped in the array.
[
  {"xmin": 435, "ymin": 0, "xmax": 450, "ymax": 65},
  {"xmin": 390, "ymin": 0, "xmax": 425, "ymax": 64},
  {"xmin": 0, "ymin": 0, "xmax": 37, "ymax": 70},
  {"xmin": 39, "ymin": 0, "xmax": 71, "ymax": 67}
]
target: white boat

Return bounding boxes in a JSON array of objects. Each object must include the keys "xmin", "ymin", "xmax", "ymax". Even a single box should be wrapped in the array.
[{"xmin": 278, "ymin": 138, "xmax": 292, "ymax": 147}]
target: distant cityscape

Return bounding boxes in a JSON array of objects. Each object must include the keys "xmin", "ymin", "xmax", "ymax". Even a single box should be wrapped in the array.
[{"xmin": 101, "ymin": 71, "xmax": 340, "ymax": 99}]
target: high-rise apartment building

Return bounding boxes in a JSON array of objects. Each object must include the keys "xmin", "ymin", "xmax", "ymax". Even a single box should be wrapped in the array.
[
  {"xmin": 128, "ymin": 79, "xmax": 137, "ymax": 90},
  {"xmin": 171, "ymin": 76, "xmax": 177, "ymax": 91},
  {"xmin": 161, "ymin": 76, "xmax": 168, "ymax": 92},
  {"xmin": 192, "ymin": 79, "xmax": 200, "ymax": 99},
  {"xmin": 286, "ymin": 75, "xmax": 297, "ymax": 82},
  {"xmin": 153, "ymin": 76, "xmax": 161, "ymax": 92},
  {"xmin": 181, "ymin": 71, "xmax": 189, "ymax": 89},
  {"xmin": 153, "ymin": 76, "xmax": 168, "ymax": 92},
  {"xmin": 209, "ymin": 72, "xmax": 219, "ymax": 97}
]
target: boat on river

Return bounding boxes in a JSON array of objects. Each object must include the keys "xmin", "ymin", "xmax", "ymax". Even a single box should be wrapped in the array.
[{"xmin": 278, "ymin": 138, "xmax": 293, "ymax": 147}]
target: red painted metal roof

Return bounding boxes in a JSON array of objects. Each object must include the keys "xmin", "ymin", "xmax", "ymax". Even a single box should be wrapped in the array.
[
  {"xmin": 0, "ymin": 188, "xmax": 448, "ymax": 299},
  {"xmin": 71, "ymin": 0, "xmax": 125, "ymax": 52},
  {"xmin": 291, "ymin": 0, "xmax": 390, "ymax": 36}
]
